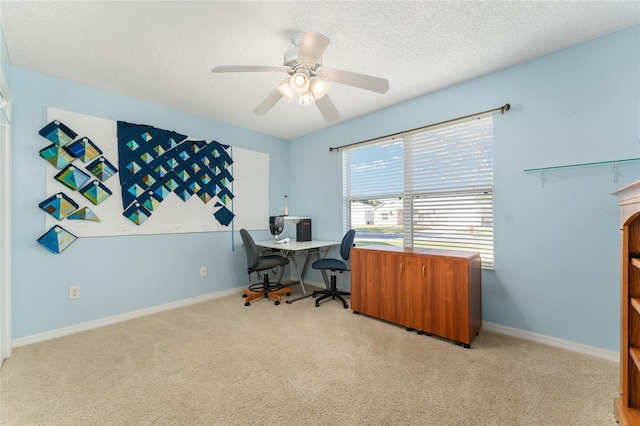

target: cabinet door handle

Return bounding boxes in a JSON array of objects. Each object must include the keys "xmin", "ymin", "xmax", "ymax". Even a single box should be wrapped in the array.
[
  {"xmin": 422, "ymin": 265, "xmax": 425, "ymax": 277},
  {"xmin": 400, "ymin": 262, "xmax": 404, "ymax": 273}
]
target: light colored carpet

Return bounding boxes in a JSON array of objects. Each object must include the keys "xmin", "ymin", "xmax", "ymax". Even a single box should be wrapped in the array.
[{"xmin": 0, "ymin": 286, "xmax": 619, "ymax": 425}]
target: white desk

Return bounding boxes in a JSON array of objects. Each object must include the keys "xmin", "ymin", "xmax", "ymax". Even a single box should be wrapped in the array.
[{"xmin": 255, "ymin": 239, "xmax": 340, "ymax": 303}]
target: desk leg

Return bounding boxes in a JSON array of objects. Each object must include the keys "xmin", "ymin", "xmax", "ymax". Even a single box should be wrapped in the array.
[
  {"xmin": 286, "ymin": 247, "xmax": 332, "ymax": 303},
  {"xmin": 275, "ymin": 262, "xmax": 286, "ymax": 284},
  {"xmin": 285, "ymin": 252, "xmax": 313, "ymax": 304}
]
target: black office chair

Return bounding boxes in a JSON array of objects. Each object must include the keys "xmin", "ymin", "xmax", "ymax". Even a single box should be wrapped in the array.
[
  {"xmin": 240, "ymin": 229, "xmax": 291, "ymax": 306},
  {"xmin": 311, "ymin": 229, "xmax": 356, "ymax": 309}
]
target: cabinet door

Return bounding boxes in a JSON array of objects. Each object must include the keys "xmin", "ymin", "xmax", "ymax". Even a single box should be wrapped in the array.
[
  {"xmin": 371, "ymin": 251, "xmax": 396, "ymax": 322},
  {"xmin": 368, "ymin": 251, "xmax": 404, "ymax": 324},
  {"xmin": 412, "ymin": 257, "xmax": 433, "ymax": 332},
  {"xmin": 417, "ymin": 258, "xmax": 469, "ymax": 342},
  {"xmin": 351, "ymin": 249, "xmax": 391, "ymax": 319},
  {"xmin": 351, "ymin": 249, "xmax": 415, "ymax": 326},
  {"xmin": 350, "ymin": 249, "xmax": 373, "ymax": 314},
  {"xmin": 393, "ymin": 254, "xmax": 418, "ymax": 328}
]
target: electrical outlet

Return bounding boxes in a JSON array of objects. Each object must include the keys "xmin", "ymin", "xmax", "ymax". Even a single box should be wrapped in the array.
[
  {"xmin": 200, "ymin": 266, "xmax": 208, "ymax": 277},
  {"xmin": 69, "ymin": 286, "xmax": 80, "ymax": 300}
]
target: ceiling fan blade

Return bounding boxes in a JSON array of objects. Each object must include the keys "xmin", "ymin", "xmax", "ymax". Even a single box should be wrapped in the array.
[
  {"xmin": 315, "ymin": 94, "xmax": 341, "ymax": 122},
  {"xmin": 316, "ymin": 67, "xmax": 389, "ymax": 94},
  {"xmin": 297, "ymin": 31, "xmax": 330, "ymax": 65},
  {"xmin": 212, "ymin": 65, "xmax": 291, "ymax": 73},
  {"xmin": 252, "ymin": 88, "xmax": 283, "ymax": 116}
]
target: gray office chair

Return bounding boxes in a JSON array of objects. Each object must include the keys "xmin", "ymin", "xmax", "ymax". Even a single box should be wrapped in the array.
[
  {"xmin": 311, "ymin": 229, "xmax": 356, "ymax": 308},
  {"xmin": 240, "ymin": 229, "xmax": 291, "ymax": 306}
]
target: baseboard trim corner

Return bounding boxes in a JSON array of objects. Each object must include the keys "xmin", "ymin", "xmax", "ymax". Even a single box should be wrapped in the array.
[
  {"xmin": 482, "ymin": 321, "xmax": 619, "ymax": 362},
  {"xmin": 13, "ymin": 288, "xmax": 243, "ymax": 348}
]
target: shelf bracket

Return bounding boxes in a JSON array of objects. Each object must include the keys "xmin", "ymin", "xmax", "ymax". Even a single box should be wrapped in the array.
[
  {"xmin": 613, "ymin": 162, "xmax": 619, "ymax": 183},
  {"xmin": 540, "ymin": 169, "xmax": 546, "ymax": 188}
]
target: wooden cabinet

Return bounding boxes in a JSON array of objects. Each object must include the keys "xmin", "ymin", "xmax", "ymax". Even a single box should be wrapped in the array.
[
  {"xmin": 351, "ymin": 249, "xmax": 408, "ymax": 323},
  {"xmin": 613, "ymin": 181, "xmax": 640, "ymax": 425},
  {"xmin": 350, "ymin": 245, "xmax": 482, "ymax": 347}
]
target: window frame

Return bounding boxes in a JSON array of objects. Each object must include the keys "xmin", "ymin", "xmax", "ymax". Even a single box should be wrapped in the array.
[{"xmin": 343, "ymin": 114, "xmax": 494, "ymax": 270}]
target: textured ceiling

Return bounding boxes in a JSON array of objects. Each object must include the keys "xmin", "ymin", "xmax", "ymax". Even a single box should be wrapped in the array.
[{"xmin": 1, "ymin": 1, "xmax": 639, "ymax": 140}]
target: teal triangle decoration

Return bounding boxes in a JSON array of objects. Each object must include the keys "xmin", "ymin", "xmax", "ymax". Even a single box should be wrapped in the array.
[
  {"xmin": 68, "ymin": 206, "xmax": 101, "ymax": 222},
  {"xmin": 54, "ymin": 165, "xmax": 91, "ymax": 191},
  {"xmin": 86, "ymin": 157, "xmax": 118, "ymax": 182},
  {"xmin": 80, "ymin": 181, "xmax": 113, "ymax": 205},
  {"xmin": 123, "ymin": 203, "xmax": 151, "ymax": 225},
  {"xmin": 39, "ymin": 192, "xmax": 79, "ymax": 220},
  {"xmin": 39, "ymin": 144, "xmax": 75, "ymax": 169},
  {"xmin": 37, "ymin": 226, "xmax": 77, "ymax": 254},
  {"xmin": 38, "ymin": 120, "xmax": 77, "ymax": 147}
]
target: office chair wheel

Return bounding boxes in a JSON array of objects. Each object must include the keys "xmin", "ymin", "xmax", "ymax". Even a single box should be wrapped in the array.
[
  {"xmin": 245, "ymin": 302, "xmax": 250, "ymax": 306},
  {"xmin": 274, "ymin": 301, "xmax": 280, "ymax": 305},
  {"xmin": 343, "ymin": 303, "xmax": 349, "ymax": 309},
  {"xmin": 242, "ymin": 294, "xmax": 248, "ymax": 298},
  {"xmin": 286, "ymin": 292, "xmax": 291, "ymax": 296},
  {"xmin": 315, "ymin": 301, "xmax": 320, "ymax": 307}
]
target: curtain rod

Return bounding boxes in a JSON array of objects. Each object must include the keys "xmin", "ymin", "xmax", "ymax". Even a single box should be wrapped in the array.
[{"xmin": 328, "ymin": 103, "xmax": 510, "ymax": 152}]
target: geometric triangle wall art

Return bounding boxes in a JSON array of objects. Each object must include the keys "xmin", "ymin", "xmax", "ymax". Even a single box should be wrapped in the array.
[
  {"xmin": 86, "ymin": 156, "xmax": 118, "ymax": 182},
  {"xmin": 36, "ymin": 225, "xmax": 77, "ymax": 254},
  {"xmin": 38, "ymin": 192, "xmax": 79, "ymax": 220},
  {"xmin": 213, "ymin": 204, "xmax": 234, "ymax": 227},
  {"xmin": 39, "ymin": 144, "xmax": 75, "ymax": 169},
  {"xmin": 116, "ymin": 121, "xmax": 235, "ymax": 227},
  {"xmin": 79, "ymin": 180, "xmax": 112, "ymax": 205},
  {"xmin": 54, "ymin": 164, "xmax": 91, "ymax": 191},
  {"xmin": 38, "ymin": 120, "xmax": 77, "ymax": 147},
  {"xmin": 137, "ymin": 191, "xmax": 162, "ymax": 212},
  {"xmin": 65, "ymin": 137, "xmax": 103, "ymax": 163},
  {"xmin": 122, "ymin": 202, "xmax": 151, "ymax": 226},
  {"xmin": 68, "ymin": 206, "xmax": 101, "ymax": 222}
]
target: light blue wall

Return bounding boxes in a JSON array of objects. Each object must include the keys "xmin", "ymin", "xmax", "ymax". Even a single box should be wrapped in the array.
[
  {"xmin": 10, "ymin": 68, "xmax": 289, "ymax": 339},
  {"xmin": 288, "ymin": 26, "xmax": 640, "ymax": 351}
]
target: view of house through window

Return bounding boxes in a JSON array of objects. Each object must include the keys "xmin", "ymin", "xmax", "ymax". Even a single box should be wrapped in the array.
[{"xmin": 343, "ymin": 114, "xmax": 494, "ymax": 269}]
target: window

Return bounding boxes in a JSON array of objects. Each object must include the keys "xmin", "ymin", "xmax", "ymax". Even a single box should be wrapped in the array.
[{"xmin": 343, "ymin": 114, "xmax": 494, "ymax": 269}]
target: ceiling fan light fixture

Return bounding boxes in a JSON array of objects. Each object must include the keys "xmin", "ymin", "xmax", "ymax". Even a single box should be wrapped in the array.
[
  {"xmin": 290, "ymin": 71, "xmax": 310, "ymax": 94},
  {"xmin": 277, "ymin": 79, "xmax": 294, "ymax": 101},
  {"xmin": 309, "ymin": 78, "xmax": 328, "ymax": 100}
]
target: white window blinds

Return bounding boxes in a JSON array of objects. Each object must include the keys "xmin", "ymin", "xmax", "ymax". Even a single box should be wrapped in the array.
[{"xmin": 343, "ymin": 114, "xmax": 494, "ymax": 269}]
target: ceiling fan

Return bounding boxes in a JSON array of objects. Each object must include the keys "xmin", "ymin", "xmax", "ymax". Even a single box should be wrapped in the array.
[{"xmin": 211, "ymin": 31, "xmax": 390, "ymax": 122}]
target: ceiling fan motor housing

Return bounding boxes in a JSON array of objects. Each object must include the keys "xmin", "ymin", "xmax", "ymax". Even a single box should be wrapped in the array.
[{"xmin": 284, "ymin": 48, "xmax": 321, "ymax": 69}]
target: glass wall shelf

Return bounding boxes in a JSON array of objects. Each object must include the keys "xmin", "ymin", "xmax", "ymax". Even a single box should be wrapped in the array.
[{"xmin": 524, "ymin": 158, "xmax": 640, "ymax": 187}]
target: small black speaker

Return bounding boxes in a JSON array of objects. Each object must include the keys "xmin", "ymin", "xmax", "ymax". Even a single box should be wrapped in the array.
[{"xmin": 296, "ymin": 218, "xmax": 312, "ymax": 242}]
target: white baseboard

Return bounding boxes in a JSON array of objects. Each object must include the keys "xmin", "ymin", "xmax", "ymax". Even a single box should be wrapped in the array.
[
  {"xmin": 482, "ymin": 321, "xmax": 619, "ymax": 362},
  {"xmin": 13, "ymin": 288, "xmax": 243, "ymax": 348}
]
